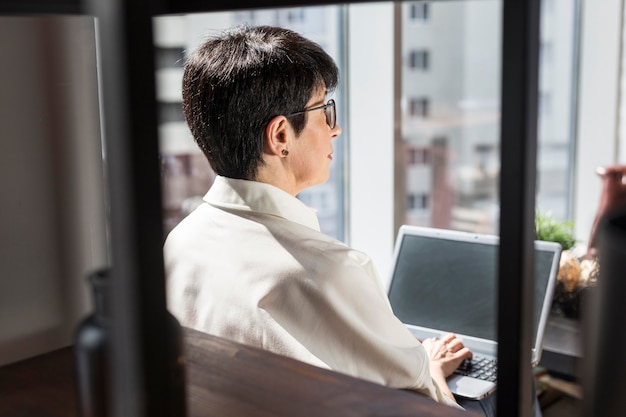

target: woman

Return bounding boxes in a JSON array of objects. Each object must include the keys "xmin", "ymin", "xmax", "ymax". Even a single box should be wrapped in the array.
[{"xmin": 164, "ymin": 25, "xmax": 521, "ymax": 416}]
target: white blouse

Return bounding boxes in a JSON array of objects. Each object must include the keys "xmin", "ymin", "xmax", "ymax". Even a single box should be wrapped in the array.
[{"xmin": 164, "ymin": 176, "xmax": 459, "ymax": 408}]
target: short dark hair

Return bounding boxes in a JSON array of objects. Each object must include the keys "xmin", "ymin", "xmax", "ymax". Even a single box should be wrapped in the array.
[{"xmin": 182, "ymin": 25, "xmax": 339, "ymax": 180}]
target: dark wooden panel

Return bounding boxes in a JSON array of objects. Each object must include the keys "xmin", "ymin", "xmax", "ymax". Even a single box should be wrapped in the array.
[
  {"xmin": 183, "ymin": 329, "xmax": 474, "ymax": 417},
  {"xmin": 0, "ymin": 0, "xmax": 82, "ymax": 14},
  {"xmin": 0, "ymin": 347, "xmax": 79, "ymax": 417},
  {"xmin": 158, "ymin": 0, "xmax": 371, "ymax": 15},
  {"xmin": 0, "ymin": 328, "xmax": 476, "ymax": 417}
]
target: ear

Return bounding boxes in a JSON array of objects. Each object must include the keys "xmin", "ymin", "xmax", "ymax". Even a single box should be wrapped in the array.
[{"xmin": 264, "ymin": 115, "xmax": 291, "ymax": 157}]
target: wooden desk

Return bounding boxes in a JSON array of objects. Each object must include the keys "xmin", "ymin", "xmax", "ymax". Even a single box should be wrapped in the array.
[{"xmin": 0, "ymin": 328, "xmax": 474, "ymax": 417}]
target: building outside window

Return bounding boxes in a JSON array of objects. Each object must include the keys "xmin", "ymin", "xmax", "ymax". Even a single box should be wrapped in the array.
[
  {"xmin": 407, "ymin": 147, "xmax": 431, "ymax": 164},
  {"xmin": 409, "ymin": 2, "xmax": 430, "ymax": 22},
  {"xmin": 154, "ymin": 0, "xmax": 582, "ymax": 260},
  {"xmin": 409, "ymin": 97, "xmax": 430, "ymax": 118},
  {"xmin": 408, "ymin": 49, "xmax": 430, "ymax": 70},
  {"xmin": 407, "ymin": 193, "xmax": 429, "ymax": 210},
  {"xmin": 154, "ymin": 6, "xmax": 346, "ymax": 240},
  {"xmin": 399, "ymin": 0, "xmax": 577, "ymax": 234}
]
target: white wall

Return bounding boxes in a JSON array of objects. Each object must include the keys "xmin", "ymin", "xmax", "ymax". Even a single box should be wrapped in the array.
[
  {"xmin": 348, "ymin": 3, "xmax": 396, "ymax": 288},
  {"xmin": 0, "ymin": 16, "xmax": 108, "ymax": 366}
]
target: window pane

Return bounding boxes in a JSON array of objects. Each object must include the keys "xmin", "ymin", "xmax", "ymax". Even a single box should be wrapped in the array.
[
  {"xmin": 410, "ymin": 2, "xmax": 430, "ymax": 22},
  {"xmin": 400, "ymin": 1, "xmax": 502, "ymax": 233},
  {"xmin": 537, "ymin": 0, "xmax": 578, "ymax": 222},
  {"xmin": 400, "ymin": 0, "xmax": 578, "ymax": 234},
  {"xmin": 153, "ymin": 7, "xmax": 347, "ymax": 240}
]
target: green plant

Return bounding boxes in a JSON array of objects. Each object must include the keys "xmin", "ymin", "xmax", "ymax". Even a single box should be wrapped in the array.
[{"xmin": 535, "ymin": 211, "xmax": 576, "ymax": 250}]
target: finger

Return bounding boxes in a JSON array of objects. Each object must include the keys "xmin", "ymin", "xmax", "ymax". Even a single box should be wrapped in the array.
[
  {"xmin": 441, "ymin": 333, "xmax": 457, "ymax": 344},
  {"xmin": 446, "ymin": 338, "xmax": 464, "ymax": 353},
  {"xmin": 441, "ymin": 333, "xmax": 456, "ymax": 343},
  {"xmin": 454, "ymin": 346, "xmax": 473, "ymax": 361}
]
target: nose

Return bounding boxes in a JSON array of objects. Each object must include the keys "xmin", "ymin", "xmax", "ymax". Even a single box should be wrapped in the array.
[{"xmin": 331, "ymin": 123, "xmax": 342, "ymax": 139}]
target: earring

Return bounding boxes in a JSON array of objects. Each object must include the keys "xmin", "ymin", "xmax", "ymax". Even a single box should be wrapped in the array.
[{"xmin": 282, "ymin": 149, "xmax": 289, "ymax": 156}]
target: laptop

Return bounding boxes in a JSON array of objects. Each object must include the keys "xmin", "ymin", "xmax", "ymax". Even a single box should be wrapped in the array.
[{"xmin": 387, "ymin": 225, "xmax": 561, "ymax": 400}]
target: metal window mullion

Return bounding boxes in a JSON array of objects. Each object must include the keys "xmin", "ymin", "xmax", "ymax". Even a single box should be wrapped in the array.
[
  {"xmin": 86, "ymin": 0, "xmax": 173, "ymax": 416},
  {"xmin": 497, "ymin": 0, "xmax": 541, "ymax": 416}
]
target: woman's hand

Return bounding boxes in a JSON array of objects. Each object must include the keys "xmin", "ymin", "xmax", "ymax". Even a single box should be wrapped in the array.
[{"xmin": 421, "ymin": 333, "xmax": 473, "ymax": 378}]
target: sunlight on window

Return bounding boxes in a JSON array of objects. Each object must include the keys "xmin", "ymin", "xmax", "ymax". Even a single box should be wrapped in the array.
[{"xmin": 399, "ymin": 0, "xmax": 577, "ymax": 234}]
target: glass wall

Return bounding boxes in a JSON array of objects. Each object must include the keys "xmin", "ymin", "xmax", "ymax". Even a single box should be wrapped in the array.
[
  {"xmin": 398, "ymin": 0, "xmax": 578, "ymax": 235},
  {"xmin": 154, "ymin": 0, "xmax": 580, "ymax": 249},
  {"xmin": 154, "ymin": 7, "xmax": 347, "ymax": 240}
]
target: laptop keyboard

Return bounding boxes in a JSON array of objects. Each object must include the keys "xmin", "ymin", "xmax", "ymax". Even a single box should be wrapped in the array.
[{"xmin": 454, "ymin": 355, "xmax": 498, "ymax": 382}]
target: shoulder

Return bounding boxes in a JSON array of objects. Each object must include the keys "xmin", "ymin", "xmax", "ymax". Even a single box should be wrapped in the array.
[{"xmin": 163, "ymin": 203, "xmax": 215, "ymax": 258}]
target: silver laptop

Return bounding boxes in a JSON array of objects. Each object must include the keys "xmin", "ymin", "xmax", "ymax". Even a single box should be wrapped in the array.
[{"xmin": 387, "ymin": 225, "xmax": 561, "ymax": 400}]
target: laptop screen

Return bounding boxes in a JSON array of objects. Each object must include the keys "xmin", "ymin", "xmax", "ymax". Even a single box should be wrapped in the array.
[{"xmin": 387, "ymin": 226, "xmax": 560, "ymax": 348}]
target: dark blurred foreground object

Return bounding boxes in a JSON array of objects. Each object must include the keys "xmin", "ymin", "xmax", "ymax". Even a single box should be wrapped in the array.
[
  {"xmin": 74, "ymin": 268, "xmax": 110, "ymax": 417},
  {"xmin": 586, "ymin": 165, "xmax": 626, "ymax": 259},
  {"xmin": 583, "ymin": 210, "xmax": 626, "ymax": 417},
  {"xmin": 74, "ymin": 268, "xmax": 186, "ymax": 417}
]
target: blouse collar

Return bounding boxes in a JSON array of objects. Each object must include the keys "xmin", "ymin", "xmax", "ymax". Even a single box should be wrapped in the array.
[{"xmin": 204, "ymin": 176, "xmax": 321, "ymax": 232}]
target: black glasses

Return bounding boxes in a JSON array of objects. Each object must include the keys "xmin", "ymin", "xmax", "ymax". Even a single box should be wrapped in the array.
[{"xmin": 285, "ymin": 99, "xmax": 336, "ymax": 129}]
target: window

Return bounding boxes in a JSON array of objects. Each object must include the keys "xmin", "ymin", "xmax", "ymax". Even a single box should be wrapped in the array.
[
  {"xmin": 409, "ymin": 2, "xmax": 430, "ymax": 22},
  {"xmin": 408, "ymin": 147, "xmax": 431, "ymax": 165},
  {"xmin": 153, "ymin": 6, "xmax": 346, "ymax": 240},
  {"xmin": 155, "ymin": 47, "xmax": 185, "ymax": 69},
  {"xmin": 540, "ymin": 40, "xmax": 553, "ymax": 66},
  {"xmin": 408, "ymin": 49, "xmax": 429, "ymax": 70},
  {"xmin": 409, "ymin": 97, "xmax": 430, "ymax": 118},
  {"xmin": 285, "ymin": 9, "xmax": 305, "ymax": 23},
  {"xmin": 399, "ymin": 0, "xmax": 578, "ymax": 235},
  {"xmin": 539, "ymin": 91, "xmax": 552, "ymax": 118},
  {"xmin": 407, "ymin": 193, "xmax": 429, "ymax": 210},
  {"xmin": 153, "ymin": 0, "xmax": 586, "ymax": 275}
]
